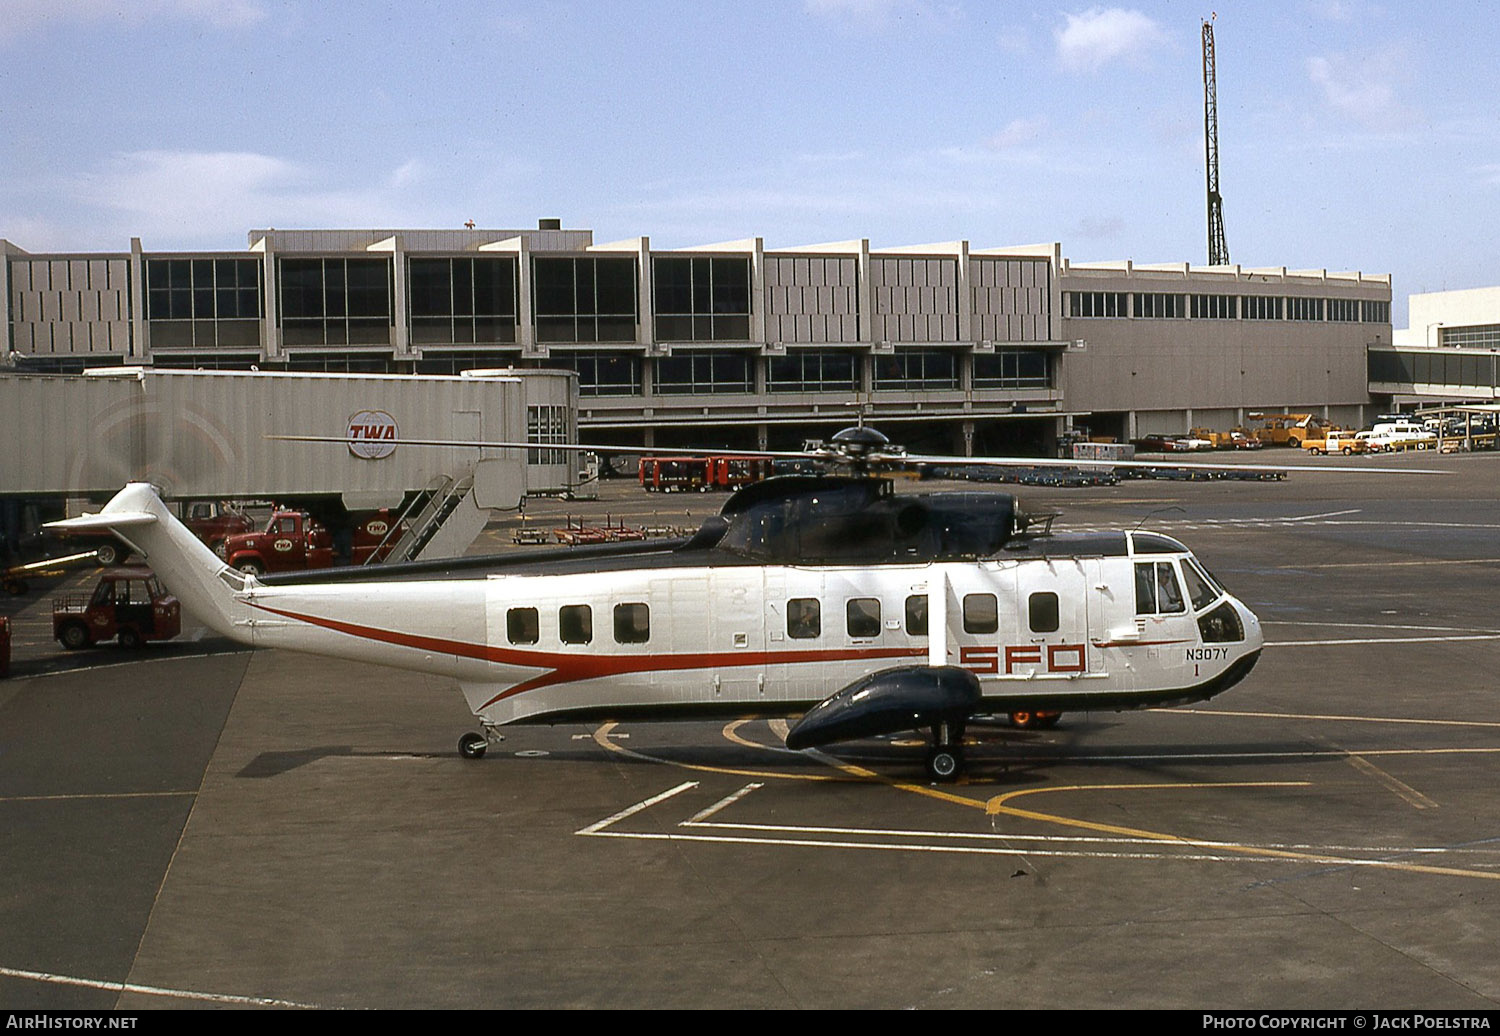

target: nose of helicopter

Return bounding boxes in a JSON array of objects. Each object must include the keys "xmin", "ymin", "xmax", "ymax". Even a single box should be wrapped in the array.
[{"xmin": 1236, "ymin": 597, "xmax": 1264, "ymax": 653}]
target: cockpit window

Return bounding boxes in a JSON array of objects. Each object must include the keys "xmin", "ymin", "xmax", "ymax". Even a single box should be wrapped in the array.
[
  {"xmin": 1135, "ymin": 561, "xmax": 1186, "ymax": 615},
  {"xmin": 1181, "ymin": 560, "xmax": 1220, "ymax": 611},
  {"xmin": 1157, "ymin": 563, "xmax": 1185, "ymax": 613},
  {"xmin": 1132, "ymin": 532, "xmax": 1189, "ymax": 554}
]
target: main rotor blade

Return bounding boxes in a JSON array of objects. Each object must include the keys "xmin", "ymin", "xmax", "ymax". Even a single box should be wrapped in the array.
[
  {"xmin": 267, "ymin": 435, "xmax": 1451, "ymax": 475},
  {"xmin": 266, "ymin": 434, "xmax": 821, "ymax": 461},
  {"xmin": 898, "ymin": 451, "xmax": 1451, "ymax": 476}
]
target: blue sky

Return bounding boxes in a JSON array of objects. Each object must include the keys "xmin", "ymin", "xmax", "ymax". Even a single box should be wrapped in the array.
[{"xmin": 2, "ymin": 0, "xmax": 1496, "ymax": 325}]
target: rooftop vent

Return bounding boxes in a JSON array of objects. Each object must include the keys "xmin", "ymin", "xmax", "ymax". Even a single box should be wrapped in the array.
[{"xmin": 538, "ymin": 218, "xmax": 561, "ymax": 231}]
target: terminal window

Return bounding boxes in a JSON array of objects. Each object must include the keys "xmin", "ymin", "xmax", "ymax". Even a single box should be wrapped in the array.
[
  {"xmin": 409, "ymin": 257, "xmax": 517, "ymax": 345},
  {"xmin": 873, "ymin": 349, "xmax": 958, "ymax": 391},
  {"xmin": 972, "ymin": 349, "xmax": 1050, "ymax": 389},
  {"xmin": 146, "ymin": 258, "xmax": 261, "ymax": 349},
  {"xmin": 1133, "ymin": 293, "xmax": 1185, "ymax": 319},
  {"xmin": 279, "ymin": 258, "xmax": 393, "ymax": 346},
  {"xmin": 653, "ymin": 350, "xmax": 753, "ymax": 394},
  {"xmin": 1190, "ymin": 293, "xmax": 1237, "ymax": 319},
  {"xmin": 653, "ymin": 257, "xmax": 752, "ymax": 341},
  {"xmin": 767, "ymin": 349, "xmax": 858, "ymax": 393},
  {"xmin": 533, "ymin": 257, "xmax": 638, "ymax": 343},
  {"xmin": 1241, "ymin": 295, "xmax": 1283, "ymax": 321},
  {"xmin": 1068, "ymin": 291, "xmax": 1126, "ymax": 318}
]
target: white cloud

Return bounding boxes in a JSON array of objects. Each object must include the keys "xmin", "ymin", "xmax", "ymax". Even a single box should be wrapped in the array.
[
  {"xmin": 986, "ymin": 117, "xmax": 1047, "ymax": 151},
  {"xmin": 0, "ymin": 0, "xmax": 266, "ymax": 41},
  {"xmin": 1306, "ymin": 51, "xmax": 1414, "ymax": 131},
  {"xmin": 805, "ymin": 0, "xmax": 957, "ymax": 30},
  {"xmin": 64, "ymin": 150, "xmax": 440, "ymax": 247},
  {"xmin": 1055, "ymin": 7, "xmax": 1167, "ymax": 73}
]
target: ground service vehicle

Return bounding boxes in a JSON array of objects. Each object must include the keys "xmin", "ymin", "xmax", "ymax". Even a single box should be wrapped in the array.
[
  {"xmin": 1302, "ymin": 430, "xmax": 1366, "ymax": 456},
  {"xmin": 52, "ymin": 568, "xmax": 181, "ymax": 650},
  {"xmin": 1362, "ymin": 423, "xmax": 1439, "ymax": 452},
  {"xmin": 222, "ymin": 510, "xmax": 335, "ymax": 575},
  {"xmin": 1248, "ymin": 413, "xmax": 1324, "ymax": 448},
  {"xmin": 182, "ymin": 501, "xmax": 256, "ymax": 556},
  {"xmin": 639, "ymin": 457, "xmax": 712, "ymax": 492},
  {"xmin": 710, "ymin": 456, "xmax": 774, "ymax": 490}
]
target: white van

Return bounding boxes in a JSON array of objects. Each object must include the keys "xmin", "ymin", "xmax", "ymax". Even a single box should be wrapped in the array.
[{"xmin": 1363, "ymin": 422, "xmax": 1438, "ymax": 451}]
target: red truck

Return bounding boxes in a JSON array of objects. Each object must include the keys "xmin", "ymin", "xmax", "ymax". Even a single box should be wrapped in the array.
[
  {"xmin": 223, "ymin": 510, "xmax": 335, "ymax": 576},
  {"xmin": 182, "ymin": 501, "xmax": 257, "ymax": 557},
  {"xmin": 53, "ymin": 568, "xmax": 181, "ymax": 650},
  {"xmin": 50, "ymin": 500, "xmax": 254, "ymax": 566}
]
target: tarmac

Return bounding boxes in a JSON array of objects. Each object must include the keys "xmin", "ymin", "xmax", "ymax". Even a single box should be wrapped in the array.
[{"xmin": 3, "ymin": 450, "xmax": 1500, "ymax": 1009}]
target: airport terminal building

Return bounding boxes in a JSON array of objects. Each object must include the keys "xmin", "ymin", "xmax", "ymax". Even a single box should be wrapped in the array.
[{"xmin": 1, "ymin": 222, "xmax": 1394, "ymax": 453}]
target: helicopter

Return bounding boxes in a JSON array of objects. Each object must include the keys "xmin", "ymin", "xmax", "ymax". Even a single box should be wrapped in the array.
[{"xmin": 46, "ymin": 426, "xmax": 1282, "ymax": 781}]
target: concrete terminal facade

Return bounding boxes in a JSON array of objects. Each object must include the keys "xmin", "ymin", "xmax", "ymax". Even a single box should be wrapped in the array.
[
  {"xmin": 2, "ymin": 223, "xmax": 1393, "ymax": 453},
  {"xmin": 1372, "ymin": 286, "xmax": 1500, "ymax": 405}
]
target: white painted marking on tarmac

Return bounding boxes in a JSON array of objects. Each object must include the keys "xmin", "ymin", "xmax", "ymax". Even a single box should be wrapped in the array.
[
  {"xmin": 1281, "ymin": 509, "xmax": 1362, "ymax": 522},
  {"xmin": 685, "ymin": 783, "xmax": 762, "ymax": 824},
  {"xmin": 1267, "ymin": 633, "xmax": 1500, "ymax": 647},
  {"xmin": 1343, "ymin": 754, "xmax": 1439, "ymax": 810},
  {"xmin": 1264, "ymin": 621, "xmax": 1500, "ymax": 633},
  {"xmin": 579, "ymin": 817, "xmax": 1500, "ymax": 868},
  {"xmin": 0, "ymin": 963, "xmax": 320, "ymax": 1008},
  {"xmin": 0, "ymin": 790, "xmax": 196, "ymax": 804},
  {"xmin": 574, "ymin": 782, "xmax": 1500, "ymax": 869},
  {"xmin": 1160, "ymin": 708, "xmax": 1500, "ymax": 730},
  {"xmin": 23, "ymin": 649, "xmax": 253, "ymax": 680},
  {"xmin": 576, "ymin": 781, "xmax": 697, "ymax": 835}
]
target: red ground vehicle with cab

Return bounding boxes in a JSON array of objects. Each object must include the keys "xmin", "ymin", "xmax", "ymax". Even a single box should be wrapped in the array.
[
  {"xmin": 223, "ymin": 510, "xmax": 335, "ymax": 575},
  {"xmin": 53, "ymin": 568, "xmax": 181, "ymax": 650}
]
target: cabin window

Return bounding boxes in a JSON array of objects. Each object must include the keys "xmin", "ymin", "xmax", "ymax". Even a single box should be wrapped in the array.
[
  {"xmin": 1028, "ymin": 592, "xmax": 1059, "ymax": 633},
  {"xmin": 613, "ymin": 603, "xmax": 650, "ymax": 644},
  {"xmin": 560, "ymin": 604, "xmax": 593, "ymax": 644},
  {"xmin": 963, "ymin": 593, "xmax": 998, "ymax": 634},
  {"xmin": 787, "ymin": 598, "xmax": 821, "ymax": 639},
  {"xmin": 1134, "ymin": 562, "xmax": 1186, "ymax": 615},
  {"xmin": 905, "ymin": 594, "xmax": 928, "ymax": 636},
  {"xmin": 846, "ymin": 598, "xmax": 881, "ymax": 639},
  {"xmin": 507, "ymin": 607, "xmax": 539, "ymax": 645}
]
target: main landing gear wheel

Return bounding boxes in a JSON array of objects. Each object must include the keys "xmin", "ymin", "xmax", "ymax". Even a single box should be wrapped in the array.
[
  {"xmin": 925, "ymin": 745, "xmax": 963, "ymax": 783},
  {"xmin": 458, "ymin": 732, "xmax": 487, "ymax": 759},
  {"xmin": 1010, "ymin": 710, "xmax": 1062, "ymax": 730}
]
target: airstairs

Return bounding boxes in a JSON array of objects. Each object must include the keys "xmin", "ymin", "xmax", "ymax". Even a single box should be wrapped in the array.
[{"xmin": 365, "ymin": 473, "xmax": 485, "ymax": 564}]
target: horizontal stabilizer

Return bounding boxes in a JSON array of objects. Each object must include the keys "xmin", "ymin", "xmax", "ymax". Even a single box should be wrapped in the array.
[
  {"xmin": 45, "ymin": 511, "xmax": 158, "ymax": 532},
  {"xmin": 785, "ymin": 665, "xmax": 982, "ymax": 750}
]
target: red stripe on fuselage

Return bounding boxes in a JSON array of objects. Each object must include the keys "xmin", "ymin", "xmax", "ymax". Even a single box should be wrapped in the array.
[{"xmin": 245, "ymin": 601, "xmax": 924, "ymax": 709}]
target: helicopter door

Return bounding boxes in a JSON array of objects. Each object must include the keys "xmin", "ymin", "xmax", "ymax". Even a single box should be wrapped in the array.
[
  {"xmin": 1010, "ymin": 560, "xmax": 1093, "ymax": 680},
  {"xmin": 706, "ymin": 568, "xmax": 766, "ymax": 705},
  {"xmin": 764, "ymin": 568, "xmax": 832, "ymax": 705}
]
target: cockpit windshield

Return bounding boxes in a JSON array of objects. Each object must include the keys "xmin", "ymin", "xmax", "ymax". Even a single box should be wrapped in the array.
[{"xmin": 1180, "ymin": 557, "xmax": 1222, "ymax": 611}]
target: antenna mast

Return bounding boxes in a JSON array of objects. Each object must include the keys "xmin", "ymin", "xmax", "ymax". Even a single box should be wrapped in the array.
[{"xmin": 1202, "ymin": 15, "xmax": 1230, "ymax": 266}]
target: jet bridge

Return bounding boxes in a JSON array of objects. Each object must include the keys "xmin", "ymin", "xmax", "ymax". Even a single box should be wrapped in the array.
[{"xmin": 0, "ymin": 367, "xmax": 579, "ymax": 562}]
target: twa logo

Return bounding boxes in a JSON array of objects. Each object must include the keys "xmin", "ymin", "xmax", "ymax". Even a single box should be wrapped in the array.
[{"xmin": 347, "ymin": 410, "xmax": 398, "ymax": 460}]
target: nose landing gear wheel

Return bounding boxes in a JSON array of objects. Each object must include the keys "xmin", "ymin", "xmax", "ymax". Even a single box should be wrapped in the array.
[{"xmin": 458, "ymin": 732, "xmax": 487, "ymax": 759}]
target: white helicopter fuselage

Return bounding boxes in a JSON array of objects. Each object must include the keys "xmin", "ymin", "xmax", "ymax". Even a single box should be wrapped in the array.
[{"xmin": 66, "ymin": 484, "xmax": 1262, "ymax": 733}]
